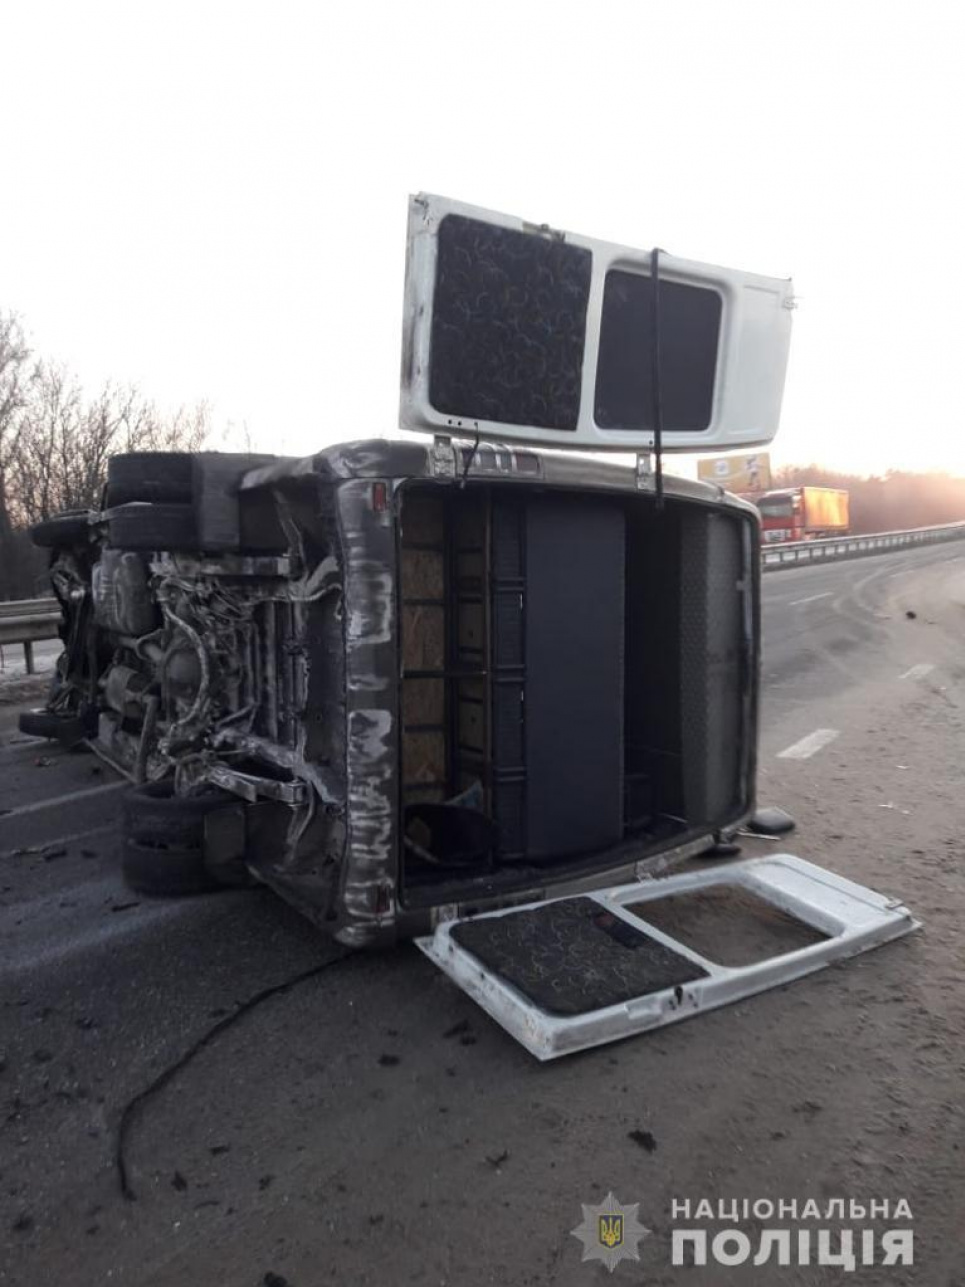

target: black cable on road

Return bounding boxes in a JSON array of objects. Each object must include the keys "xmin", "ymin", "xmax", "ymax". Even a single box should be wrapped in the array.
[{"xmin": 115, "ymin": 952, "xmax": 350, "ymax": 1201}]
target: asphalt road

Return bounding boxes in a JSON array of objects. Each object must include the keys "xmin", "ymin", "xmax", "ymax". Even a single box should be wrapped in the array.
[{"xmin": 1, "ymin": 544, "xmax": 964, "ymax": 1286}]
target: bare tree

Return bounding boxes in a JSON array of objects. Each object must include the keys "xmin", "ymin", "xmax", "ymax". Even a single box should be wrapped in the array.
[
  {"xmin": 10, "ymin": 371, "xmax": 210, "ymax": 527},
  {"xmin": 0, "ymin": 313, "xmax": 37, "ymax": 597},
  {"xmin": 112, "ymin": 386, "xmax": 209, "ymax": 456},
  {"xmin": 0, "ymin": 307, "xmax": 212, "ymax": 597},
  {"xmin": 10, "ymin": 362, "xmax": 85, "ymax": 524}
]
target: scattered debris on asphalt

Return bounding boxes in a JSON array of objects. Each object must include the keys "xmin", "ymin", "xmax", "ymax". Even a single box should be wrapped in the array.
[
  {"xmin": 628, "ymin": 1129, "xmax": 658, "ymax": 1152},
  {"xmin": 443, "ymin": 1019, "xmax": 471, "ymax": 1039},
  {"xmin": 793, "ymin": 1100, "xmax": 823, "ymax": 1116}
]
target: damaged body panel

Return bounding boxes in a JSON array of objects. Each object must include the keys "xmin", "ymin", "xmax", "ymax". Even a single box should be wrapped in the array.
[
  {"xmin": 400, "ymin": 193, "xmax": 795, "ymax": 453},
  {"xmin": 27, "ymin": 440, "xmax": 762, "ymax": 947}
]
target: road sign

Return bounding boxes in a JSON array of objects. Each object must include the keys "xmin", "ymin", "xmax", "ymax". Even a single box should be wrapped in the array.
[{"xmin": 697, "ymin": 452, "xmax": 772, "ymax": 492}]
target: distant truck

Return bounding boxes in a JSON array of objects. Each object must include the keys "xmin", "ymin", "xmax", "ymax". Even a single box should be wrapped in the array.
[{"xmin": 755, "ymin": 486, "xmax": 849, "ymax": 543}]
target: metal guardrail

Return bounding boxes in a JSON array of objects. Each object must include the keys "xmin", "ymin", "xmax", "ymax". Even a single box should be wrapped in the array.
[
  {"xmin": 0, "ymin": 598, "xmax": 62, "ymax": 674},
  {"xmin": 761, "ymin": 521, "xmax": 965, "ymax": 571}
]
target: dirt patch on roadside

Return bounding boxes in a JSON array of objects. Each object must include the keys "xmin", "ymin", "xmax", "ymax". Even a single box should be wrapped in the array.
[{"xmin": 628, "ymin": 884, "xmax": 829, "ymax": 966}]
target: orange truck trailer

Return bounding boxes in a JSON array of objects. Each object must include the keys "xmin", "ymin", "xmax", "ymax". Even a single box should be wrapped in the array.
[{"xmin": 756, "ymin": 487, "xmax": 849, "ymax": 543}]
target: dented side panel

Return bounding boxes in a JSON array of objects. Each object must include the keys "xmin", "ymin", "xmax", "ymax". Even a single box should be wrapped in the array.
[{"xmin": 334, "ymin": 479, "xmax": 400, "ymax": 945}]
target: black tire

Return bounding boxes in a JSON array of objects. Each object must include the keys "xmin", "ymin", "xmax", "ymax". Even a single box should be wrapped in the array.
[
  {"xmin": 106, "ymin": 452, "xmax": 194, "ymax": 506},
  {"xmin": 30, "ymin": 511, "xmax": 91, "ymax": 549},
  {"xmin": 18, "ymin": 708, "xmax": 88, "ymax": 746},
  {"xmin": 123, "ymin": 781, "xmax": 236, "ymax": 846},
  {"xmin": 121, "ymin": 834, "xmax": 219, "ymax": 897},
  {"xmin": 107, "ymin": 502, "xmax": 198, "ymax": 551}
]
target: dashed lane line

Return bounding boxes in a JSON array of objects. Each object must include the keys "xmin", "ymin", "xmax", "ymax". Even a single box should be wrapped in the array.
[
  {"xmin": 2, "ymin": 822, "xmax": 117, "ymax": 858},
  {"xmin": 2, "ymin": 780, "xmax": 126, "ymax": 820},
  {"xmin": 899, "ymin": 663, "xmax": 935, "ymax": 681},
  {"xmin": 777, "ymin": 729, "xmax": 840, "ymax": 760},
  {"xmin": 788, "ymin": 592, "xmax": 833, "ymax": 607}
]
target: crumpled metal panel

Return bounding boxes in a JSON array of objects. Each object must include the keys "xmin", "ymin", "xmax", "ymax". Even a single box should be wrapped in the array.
[
  {"xmin": 236, "ymin": 437, "xmax": 759, "ymax": 515},
  {"xmin": 333, "ymin": 478, "xmax": 398, "ymax": 945}
]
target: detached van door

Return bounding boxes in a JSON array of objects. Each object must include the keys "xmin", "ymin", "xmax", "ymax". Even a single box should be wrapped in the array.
[
  {"xmin": 417, "ymin": 856, "xmax": 918, "ymax": 1060},
  {"xmin": 400, "ymin": 192, "xmax": 795, "ymax": 454}
]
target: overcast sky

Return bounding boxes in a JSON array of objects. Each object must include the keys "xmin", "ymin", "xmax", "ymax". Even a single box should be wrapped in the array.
[{"xmin": 2, "ymin": 1, "xmax": 962, "ymax": 476}]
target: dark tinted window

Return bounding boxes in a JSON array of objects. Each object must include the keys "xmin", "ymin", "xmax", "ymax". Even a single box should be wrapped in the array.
[
  {"xmin": 429, "ymin": 215, "xmax": 592, "ymax": 431},
  {"xmin": 594, "ymin": 270, "xmax": 721, "ymax": 432}
]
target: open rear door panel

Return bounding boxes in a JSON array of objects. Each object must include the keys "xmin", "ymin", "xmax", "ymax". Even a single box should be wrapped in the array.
[
  {"xmin": 400, "ymin": 192, "xmax": 794, "ymax": 453},
  {"xmin": 417, "ymin": 856, "xmax": 920, "ymax": 1060}
]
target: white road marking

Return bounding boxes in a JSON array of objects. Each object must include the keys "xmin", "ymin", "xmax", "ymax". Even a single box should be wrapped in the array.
[
  {"xmin": 900, "ymin": 663, "xmax": 935, "ymax": 681},
  {"xmin": 788, "ymin": 592, "xmax": 833, "ymax": 607},
  {"xmin": 777, "ymin": 728, "xmax": 840, "ymax": 760},
  {"xmin": 0, "ymin": 882, "xmax": 191, "ymax": 977},
  {"xmin": 2, "ymin": 822, "xmax": 116, "ymax": 858},
  {"xmin": 2, "ymin": 780, "xmax": 126, "ymax": 820}
]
